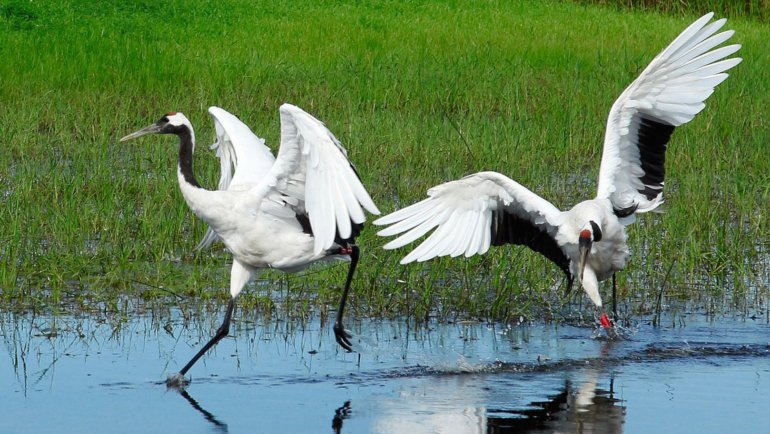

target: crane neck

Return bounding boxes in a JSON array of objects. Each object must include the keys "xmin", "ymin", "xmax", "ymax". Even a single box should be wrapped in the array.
[{"xmin": 177, "ymin": 127, "xmax": 201, "ymax": 188}]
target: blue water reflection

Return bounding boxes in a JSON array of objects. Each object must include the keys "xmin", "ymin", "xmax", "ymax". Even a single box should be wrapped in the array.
[{"xmin": 2, "ymin": 308, "xmax": 768, "ymax": 433}]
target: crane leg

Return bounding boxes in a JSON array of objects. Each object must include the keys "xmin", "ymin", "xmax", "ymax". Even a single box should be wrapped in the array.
[
  {"xmin": 565, "ymin": 275, "xmax": 574, "ymax": 295},
  {"xmin": 612, "ymin": 273, "xmax": 618, "ymax": 319},
  {"xmin": 167, "ymin": 298, "xmax": 236, "ymax": 389},
  {"xmin": 333, "ymin": 245, "xmax": 359, "ymax": 352}
]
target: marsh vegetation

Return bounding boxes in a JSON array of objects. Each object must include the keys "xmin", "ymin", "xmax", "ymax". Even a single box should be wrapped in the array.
[{"xmin": 0, "ymin": 0, "xmax": 767, "ymax": 322}]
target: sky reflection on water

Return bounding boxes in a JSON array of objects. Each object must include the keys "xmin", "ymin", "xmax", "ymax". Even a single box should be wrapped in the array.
[{"xmin": 2, "ymin": 308, "xmax": 769, "ymax": 433}]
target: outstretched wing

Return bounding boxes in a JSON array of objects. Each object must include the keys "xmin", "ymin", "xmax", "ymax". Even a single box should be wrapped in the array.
[
  {"xmin": 596, "ymin": 12, "xmax": 741, "ymax": 216},
  {"xmin": 374, "ymin": 171, "xmax": 569, "ymax": 276},
  {"xmin": 254, "ymin": 103, "xmax": 380, "ymax": 255},
  {"xmin": 197, "ymin": 107, "xmax": 277, "ymax": 250},
  {"xmin": 208, "ymin": 106, "xmax": 276, "ymax": 190}
]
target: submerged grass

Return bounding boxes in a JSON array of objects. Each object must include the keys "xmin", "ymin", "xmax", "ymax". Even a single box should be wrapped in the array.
[{"xmin": 0, "ymin": 0, "xmax": 767, "ymax": 321}]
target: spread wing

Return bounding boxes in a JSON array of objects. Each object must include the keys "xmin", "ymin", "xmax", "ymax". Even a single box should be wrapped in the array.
[
  {"xmin": 208, "ymin": 106, "xmax": 276, "ymax": 190},
  {"xmin": 252, "ymin": 103, "xmax": 380, "ymax": 255},
  {"xmin": 596, "ymin": 12, "xmax": 741, "ymax": 216},
  {"xmin": 374, "ymin": 171, "xmax": 569, "ymax": 276},
  {"xmin": 196, "ymin": 107, "xmax": 277, "ymax": 250}
]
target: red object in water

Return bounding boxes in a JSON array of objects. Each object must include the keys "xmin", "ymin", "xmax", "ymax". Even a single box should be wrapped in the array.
[{"xmin": 600, "ymin": 313, "xmax": 612, "ymax": 329}]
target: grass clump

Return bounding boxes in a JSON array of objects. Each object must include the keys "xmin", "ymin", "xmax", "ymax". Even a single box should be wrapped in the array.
[{"xmin": 0, "ymin": 0, "xmax": 767, "ymax": 321}]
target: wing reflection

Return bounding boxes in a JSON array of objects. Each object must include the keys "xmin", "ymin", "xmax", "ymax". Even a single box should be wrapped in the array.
[
  {"xmin": 488, "ymin": 370, "xmax": 624, "ymax": 433},
  {"xmin": 365, "ymin": 367, "xmax": 624, "ymax": 434},
  {"xmin": 177, "ymin": 389, "xmax": 229, "ymax": 433}
]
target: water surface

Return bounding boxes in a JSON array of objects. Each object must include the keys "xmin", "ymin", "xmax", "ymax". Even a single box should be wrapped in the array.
[{"xmin": 3, "ymin": 308, "xmax": 769, "ymax": 433}]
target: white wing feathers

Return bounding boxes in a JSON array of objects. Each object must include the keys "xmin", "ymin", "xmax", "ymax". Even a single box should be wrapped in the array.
[
  {"xmin": 197, "ymin": 107, "xmax": 277, "ymax": 250},
  {"xmin": 374, "ymin": 172, "xmax": 562, "ymax": 264},
  {"xmin": 596, "ymin": 12, "xmax": 741, "ymax": 213},
  {"xmin": 261, "ymin": 104, "xmax": 380, "ymax": 255},
  {"xmin": 208, "ymin": 106, "xmax": 276, "ymax": 190}
]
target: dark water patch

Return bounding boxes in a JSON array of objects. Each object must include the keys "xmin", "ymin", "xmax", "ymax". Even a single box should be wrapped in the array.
[
  {"xmin": 98, "ymin": 381, "xmax": 139, "ymax": 390},
  {"xmin": 636, "ymin": 341, "xmax": 770, "ymax": 359},
  {"xmin": 352, "ymin": 341, "xmax": 768, "ymax": 384},
  {"xmin": 497, "ymin": 341, "xmax": 770, "ymax": 375}
]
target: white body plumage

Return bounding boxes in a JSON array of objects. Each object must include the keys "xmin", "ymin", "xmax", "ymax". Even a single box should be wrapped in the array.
[{"xmin": 163, "ymin": 104, "xmax": 380, "ymax": 295}]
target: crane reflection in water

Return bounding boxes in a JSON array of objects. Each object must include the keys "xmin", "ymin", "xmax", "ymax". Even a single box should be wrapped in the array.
[{"xmin": 165, "ymin": 368, "xmax": 622, "ymax": 434}]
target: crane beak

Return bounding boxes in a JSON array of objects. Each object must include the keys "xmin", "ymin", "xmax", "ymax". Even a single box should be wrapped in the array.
[
  {"xmin": 120, "ymin": 123, "xmax": 162, "ymax": 142},
  {"xmin": 578, "ymin": 236, "xmax": 592, "ymax": 281}
]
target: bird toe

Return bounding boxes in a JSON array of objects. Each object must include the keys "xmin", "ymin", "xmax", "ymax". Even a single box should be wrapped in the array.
[{"xmin": 333, "ymin": 323, "xmax": 354, "ymax": 352}]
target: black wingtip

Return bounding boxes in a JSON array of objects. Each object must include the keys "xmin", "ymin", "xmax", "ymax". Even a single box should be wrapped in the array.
[
  {"xmin": 613, "ymin": 203, "xmax": 638, "ymax": 218},
  {"xmin": 637, "ymin": 116, "xmax": 675, "ymax": 200}
]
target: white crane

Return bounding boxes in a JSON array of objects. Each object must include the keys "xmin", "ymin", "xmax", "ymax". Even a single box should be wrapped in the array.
[
  {"xmin": 374, "ymin": 13, "xmax": 741, "ymax": 330},
  {"xmin": 120, "ymin": 103, "xmax": 380, "ymax": 387}
]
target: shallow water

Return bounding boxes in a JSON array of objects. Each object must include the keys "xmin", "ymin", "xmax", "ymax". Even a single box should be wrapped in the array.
[{"xmin": 2, "ymin": 308, "xmax": 769, "ymax": 434}]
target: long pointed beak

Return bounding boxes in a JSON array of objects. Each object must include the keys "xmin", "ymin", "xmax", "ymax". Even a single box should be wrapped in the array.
[
  {"xmin": 578, "ymin": 237, "xmax": 592, "ymax": 281},
  {"xmin": 120, "ymin": 123, "xmax": 162, "ymax": 142}
]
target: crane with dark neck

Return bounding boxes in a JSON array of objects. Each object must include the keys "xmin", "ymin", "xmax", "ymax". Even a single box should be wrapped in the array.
[{"xmin": 121, "ymin": 105, "xmax": 380, "ymax": 388}]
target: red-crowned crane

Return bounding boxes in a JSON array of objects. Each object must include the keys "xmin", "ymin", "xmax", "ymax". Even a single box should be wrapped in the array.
[
  {"xmin": 121, "ymin": 104, "xmax": 380, "ymax": 387},
  {"xmin": 374, "ymin": 13, "xmax": 741, "ymax": 330}
]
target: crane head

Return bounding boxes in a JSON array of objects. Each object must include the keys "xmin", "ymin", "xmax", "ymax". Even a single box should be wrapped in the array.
[
  {"xmin": 120, "ymin": 112, "xmax": 192, "ymax": 142},
  {"xmin": 577, "ymin": 221, "xmax": 602, "ymax": 282}
]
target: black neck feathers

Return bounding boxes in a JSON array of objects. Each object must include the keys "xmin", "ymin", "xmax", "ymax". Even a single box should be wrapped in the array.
[
  {"xmin": 177, "ymin": 128, "xmax": 201, "ymax": 188},
  {"xmin": 589, "ymin": 221, "xmax": 602, "ymax": 242}
]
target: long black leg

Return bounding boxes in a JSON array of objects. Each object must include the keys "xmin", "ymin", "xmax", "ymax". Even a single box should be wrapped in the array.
[
  {"xmin": 612, "ymin": 273, "xmax": 618, "ymax": 319},
  {"xmin": 334, "ymin": 245, "xmax": 359, "ymax": 352},
  {"xmin": 560, "ymin": 273, "xmax": 574, "ymax": 305},
  {"xmin": 167, "ymin": 298, "xmax": 236, "ymax": 388}
]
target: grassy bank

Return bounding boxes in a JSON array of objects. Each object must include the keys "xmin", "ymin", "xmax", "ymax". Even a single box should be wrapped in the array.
[
  {"xmin": 575, "ymin": 0, "xmax": 770, "ymax": 21},
  {"xmin": 0, "ymin": 0, "xmax": 767, "ymax": 320}
]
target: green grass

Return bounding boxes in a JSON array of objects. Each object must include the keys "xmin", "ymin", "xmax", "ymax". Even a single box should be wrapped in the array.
[
  {"xmin": 0, "ymin": 0, "xmax": 767, "ymax": 321},
  {"xmin": 575, "ymin": 0, "xmax": 770, "ymax": 21}
]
